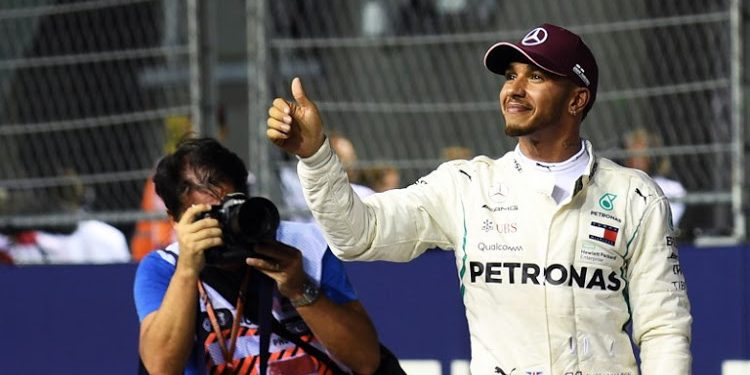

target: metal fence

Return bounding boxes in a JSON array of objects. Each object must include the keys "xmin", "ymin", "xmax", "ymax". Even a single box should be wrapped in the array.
[
  {"xmin": 0, "ymin": 0, "xmax": 743, "ymax": 248},
  {"xmin": 0, "ymin": 0, "xmax": 196, "ymax": 228},
  {"xmin": 250, "ymin": 0, "xmax": 745, "ymax": 245}
]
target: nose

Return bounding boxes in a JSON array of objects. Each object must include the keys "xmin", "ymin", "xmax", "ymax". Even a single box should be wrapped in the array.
[{"xmin": 504, "ymin": 78, "xmax": 526, "ymax": 98}]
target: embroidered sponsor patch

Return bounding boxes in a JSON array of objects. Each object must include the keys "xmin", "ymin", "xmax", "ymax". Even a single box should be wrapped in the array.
[
  {"xmin": 589, "ymin": 221, "xmax": 619, "ymax": 245},
  {"xmin": 579, "ymin": 241, "xmax": 618, "ymax": 266},
  {"xmin": 598, "ymin": 193, "xmax": 617, "ymax": 211}
]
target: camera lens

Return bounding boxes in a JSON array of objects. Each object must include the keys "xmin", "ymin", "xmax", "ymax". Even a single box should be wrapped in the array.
[{"xmin": 229, "ymin": 197, "xmax": 279, "ymax": 241}]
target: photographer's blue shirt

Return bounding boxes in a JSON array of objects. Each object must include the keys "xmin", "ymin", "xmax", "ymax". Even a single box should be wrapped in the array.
[{"xmin": 133, "ymin": 220, "xmax": 358, "ymax": 375}]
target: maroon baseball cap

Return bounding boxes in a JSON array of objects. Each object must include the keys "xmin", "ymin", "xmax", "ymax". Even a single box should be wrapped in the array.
[{"xmin": 484, "ymin": 23, "xmax": 599, "ymax": 112}]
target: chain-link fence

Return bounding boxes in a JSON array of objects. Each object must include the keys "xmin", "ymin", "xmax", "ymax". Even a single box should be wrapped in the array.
[
  {"xmin": 0, "ymin": 0, "xmax": 743, "ymax": 252},
  {"xmin": 253, "ymin": 0, "xmax": 744, "ymax": 245},
  {"xmin": 0, "ymin": 0, "xmax": 195, "ymax": 230}
]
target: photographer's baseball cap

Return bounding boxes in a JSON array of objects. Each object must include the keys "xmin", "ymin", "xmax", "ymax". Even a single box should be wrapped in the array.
[{"xmin": 484, "ymin": 23, "xmax": 599, "ymax": 111}]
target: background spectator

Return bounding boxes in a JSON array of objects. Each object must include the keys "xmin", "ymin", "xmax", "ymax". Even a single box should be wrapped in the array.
[
  {"xmin": 624, "ymin": 127, "xmax": 687, "ymax": 227},
  {"xmin": 0, "ymin": 169, "xmax": 130, "ymax": 264},
  {"xmin": 361, "ymin": 164, "xmax": 401, "ymax": 192}
]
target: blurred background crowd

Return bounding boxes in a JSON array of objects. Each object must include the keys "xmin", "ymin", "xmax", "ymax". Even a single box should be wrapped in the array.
[{"xmin": 0, "ymin": 0, "xmax": 747, "ymax": 265}]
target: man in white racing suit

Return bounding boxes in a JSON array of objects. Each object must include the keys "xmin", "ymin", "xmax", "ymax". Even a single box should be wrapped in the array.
[{"xmin": 266, "ymin": 23, "xmax": 692, "ymax": 375}]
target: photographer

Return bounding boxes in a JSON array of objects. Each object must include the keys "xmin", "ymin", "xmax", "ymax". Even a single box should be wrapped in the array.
[{"xmin": 133, "ymin": 138, "xmax": 380, "ymax": 375}]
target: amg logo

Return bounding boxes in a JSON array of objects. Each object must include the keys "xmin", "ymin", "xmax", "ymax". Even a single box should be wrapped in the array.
[
  {"xmin": 482, "ymin": 204, "xmax": 519, "ymax": 212},
  {"xmin": 469, "ymin": 261, "xmax": 622, "ymax": 291}
]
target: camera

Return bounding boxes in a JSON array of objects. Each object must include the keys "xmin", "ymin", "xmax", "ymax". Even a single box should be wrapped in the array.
[{"xmin": 195, "ymin": 192, "xmax": 280, "ymax": 265}]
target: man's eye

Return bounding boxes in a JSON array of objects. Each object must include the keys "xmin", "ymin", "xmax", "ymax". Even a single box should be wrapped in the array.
[
  {"xmin": 504, "ymin": 73, "xmax": 516, "ymax": 80},
  {"xmin": 531, "ymin": 73, "xmax": 543, "ymax": 80}
]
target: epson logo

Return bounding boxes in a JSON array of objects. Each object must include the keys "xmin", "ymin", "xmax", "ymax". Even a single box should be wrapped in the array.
[{"xmin": 469, "ymin": 261, "xmax": 622, "ymax": 291}]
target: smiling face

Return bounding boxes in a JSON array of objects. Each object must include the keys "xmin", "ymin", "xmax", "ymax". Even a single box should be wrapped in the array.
[{"xmin": 500, "ymin": 62, "xmax": 578, "ymax": 138}]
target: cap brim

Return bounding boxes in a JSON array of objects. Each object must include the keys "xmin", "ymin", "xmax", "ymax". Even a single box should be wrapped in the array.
[{"xmin": 483, "ymin": 42, "xmax": 566, "ymax": 77}]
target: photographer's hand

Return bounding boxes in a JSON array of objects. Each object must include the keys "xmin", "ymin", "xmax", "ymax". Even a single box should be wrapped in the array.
[
  {"xmin": 245, "ymin": 240, "xmax": 308, "ymax": 300},
  {"xmin": 247, "ymin": 242, "xmax": 381, "ymax": 374},
  {"xmin": 139, "ymin": 204, "xmax": 224, "ymax": 374},
  {"xmin": 174, "ymin": 204, "xmax": 223, "ymax": 274}
]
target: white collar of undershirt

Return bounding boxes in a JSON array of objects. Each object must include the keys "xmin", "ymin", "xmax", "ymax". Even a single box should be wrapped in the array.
[
  {"xmin": 514, "ymin": 141, "xmax": 589, "ymax": 173},
  {"xmin": 514, "ymin": 141, "xmax": 590, "ymax": 203}
]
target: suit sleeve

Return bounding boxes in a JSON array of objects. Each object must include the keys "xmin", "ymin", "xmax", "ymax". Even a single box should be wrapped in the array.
[
  {"xmin": 627, "ymin": 195, "xmax": 692, "ymax": 374},
  {"xmin": 297, "ymin": 140, "xmax": 454, "ymax": 262}
]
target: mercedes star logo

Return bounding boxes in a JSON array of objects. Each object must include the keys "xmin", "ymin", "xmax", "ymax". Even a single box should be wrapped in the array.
[{"xmin": 522, "ymin": 27, "xmax": 548, "ymax": 46}]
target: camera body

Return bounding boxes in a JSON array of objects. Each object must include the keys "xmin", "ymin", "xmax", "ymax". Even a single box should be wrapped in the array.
[{"xmin": 195, "ymin": 192, "xmax": 280, "ymax": 265}]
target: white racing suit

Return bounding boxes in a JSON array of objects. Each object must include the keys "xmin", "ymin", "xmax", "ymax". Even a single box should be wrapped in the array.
[{"xmin": 298, "ymin": 139, "xmax": 691, "ymax": 375}]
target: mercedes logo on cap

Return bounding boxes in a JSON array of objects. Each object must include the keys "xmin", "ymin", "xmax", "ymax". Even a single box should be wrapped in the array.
[{"xmin": 521, "ymin": 27, "xmax": 548, "ymax": 46}]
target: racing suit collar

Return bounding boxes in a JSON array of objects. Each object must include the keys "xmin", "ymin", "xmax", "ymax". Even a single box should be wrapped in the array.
[
  {"xmin": 574, "ymin": 140, "xmax": 598, "ymax": 196},
  {"xmin": 511, "ymin": 140, "xmax": 594, "ymax": 202}
]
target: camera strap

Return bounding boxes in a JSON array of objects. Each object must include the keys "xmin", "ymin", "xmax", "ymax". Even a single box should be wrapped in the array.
[
  {"xmin": 196, "ymin": 269, "xmax": 343, "ymax": 374},
  {"xmin": 197, "ymin": 269, "xmax": 252, "ymax": 372},
  {"xmin": 269, "ymin": 318, "xmax": 348, "ymax": 375},
  {"xmin": 257, "ymin": 272, "xmax": 274, "ymax": 375}
]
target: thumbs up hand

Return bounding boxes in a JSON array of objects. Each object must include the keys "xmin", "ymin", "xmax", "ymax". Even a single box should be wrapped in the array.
[{"xmin": 267, "ymin": 77, "xmax": 326, "ymax": 158}]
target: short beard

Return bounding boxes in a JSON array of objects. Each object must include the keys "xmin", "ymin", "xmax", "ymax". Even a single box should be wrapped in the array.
[{"xmin": 504, "ymin": 122, "xmax": 534, "ymax": 137}]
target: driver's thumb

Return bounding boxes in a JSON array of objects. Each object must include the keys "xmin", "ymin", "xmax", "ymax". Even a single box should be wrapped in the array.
[{"xmin": 291, "ymin": 77, "xmax": 312, "ymax": 108}]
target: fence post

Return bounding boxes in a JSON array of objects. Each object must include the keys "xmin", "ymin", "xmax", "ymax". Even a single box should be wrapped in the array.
[
  {"xmin": 246, "ymin": 0, "xmax": 273, "ymax": 198},
  {"xmin": 188, "ymin": 0, "xmax": 217, "ymax": 137},
  {"xmin": 730, "ymin": 0, "xmax": 745, "ymax": 242}
]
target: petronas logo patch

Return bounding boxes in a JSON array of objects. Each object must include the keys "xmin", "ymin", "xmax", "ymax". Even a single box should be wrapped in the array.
[{"xmin": 599, "ymin": 193, "xmax": 616, "ymax": 211}]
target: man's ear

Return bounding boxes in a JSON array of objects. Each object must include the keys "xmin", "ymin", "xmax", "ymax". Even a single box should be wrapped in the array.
[
  {"xmin": 167, "ymin": 209, "xmax": 179, "ymax": 222},
  {"xmin": 569, "ymin": 87, "xmax": 590, "ymax": 116}
]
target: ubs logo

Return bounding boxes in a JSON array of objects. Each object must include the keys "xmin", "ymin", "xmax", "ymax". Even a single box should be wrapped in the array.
[{"xmin": 482, "ymin": 219, "xmax": 517, "ymax": 234}]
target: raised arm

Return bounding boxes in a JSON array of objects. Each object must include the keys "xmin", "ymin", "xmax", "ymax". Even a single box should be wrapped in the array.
[
  {"xmin": 266, "ymin": 78, "xmax": 454, "ymax": 262},
  {"xmin": 266, "ymin": 78, "xmax": 379, "ymax": 259}
]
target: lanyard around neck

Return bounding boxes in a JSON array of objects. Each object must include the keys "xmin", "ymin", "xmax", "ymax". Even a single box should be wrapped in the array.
[{"xmin": 197, "ymin": 269, "xmax": 251, "ymax": 370}]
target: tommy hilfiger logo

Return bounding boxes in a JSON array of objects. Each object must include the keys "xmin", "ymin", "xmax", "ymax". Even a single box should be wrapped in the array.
[{"xmin": 589, "ymin": 221, "xmax": 619, "ymax": 246}]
